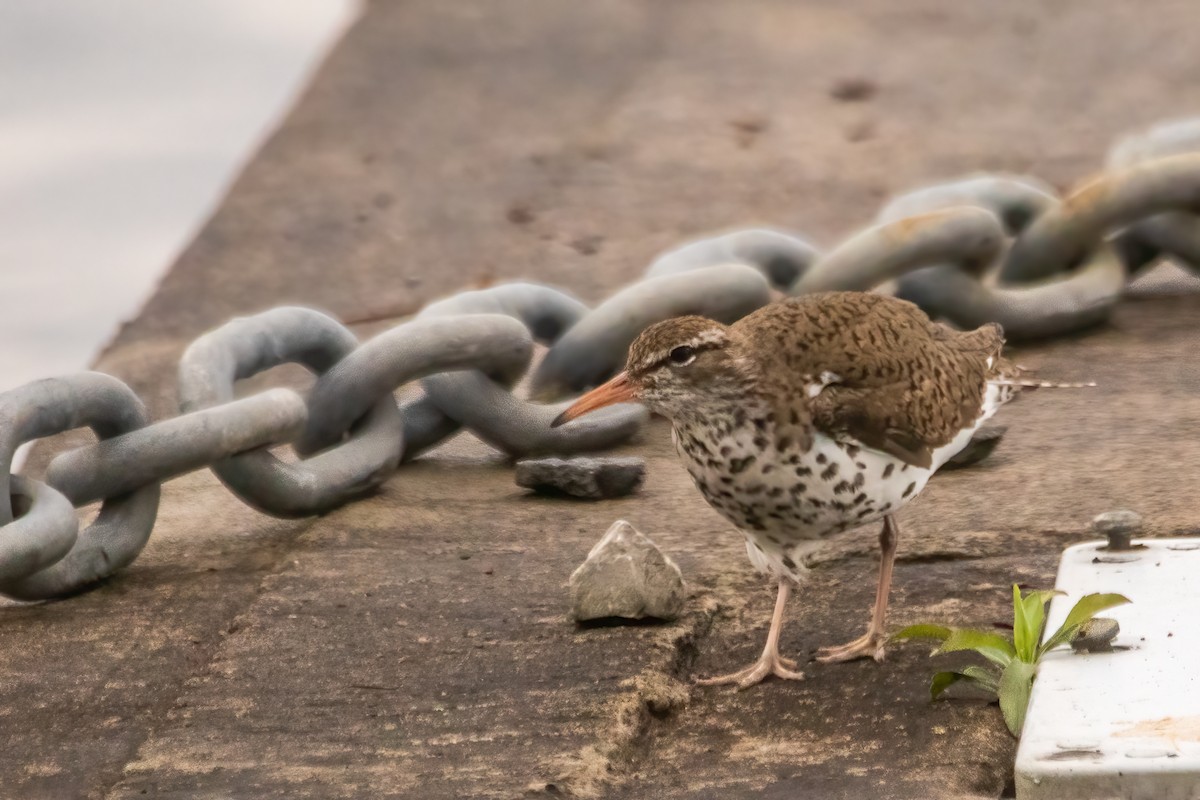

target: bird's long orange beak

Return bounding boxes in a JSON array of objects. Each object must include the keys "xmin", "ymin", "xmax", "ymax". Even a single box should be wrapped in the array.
[{"xmin": 550, "ymin": 372, "xmax": 638, "ymax": 428}]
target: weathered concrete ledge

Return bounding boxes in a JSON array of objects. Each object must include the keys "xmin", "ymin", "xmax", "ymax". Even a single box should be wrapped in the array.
[{"xmin": 6, "ymin": 2, "xmax": 1200, "ymax": 798}]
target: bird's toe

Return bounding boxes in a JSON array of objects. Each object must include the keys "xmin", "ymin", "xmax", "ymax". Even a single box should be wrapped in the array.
[
  {"xmin": 815, "ymin": 633, "xmax": 886, "ymax": 664},
  {"xmin": 697, "ymin": 654, "xmax": 805, "ymax": 689}
]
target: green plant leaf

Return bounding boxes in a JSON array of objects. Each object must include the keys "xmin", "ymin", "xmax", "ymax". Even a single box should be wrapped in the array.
[
  {"xmin": 960, "ymin": 665, "xmax": 1001, "ymax": 694},
  {"xmin": 935, "ymin": 628, "xmax": 1016, "ymax": 668},
  {"xmin": 1039, "ymin": 622, "xmax": 1081, "ymax": 657},
  {"xmin": 1013, "ymin": 587, "xmax": 1062, "ymax": 662},
  {"xmin": 998, "ymin": 659, "xmax": 1037, "ymax": 737},
  {"xmin": 1019, "ymin": 591, "xmax": 1046, "ymax": 662},
  {"xmin": 1039, "ymin": 593, "xmax": 1132, "ymax": 656},
  {"xmin": 891, "ymin": 624, "xmax": 953, "ymax": 643},
  {"xmin": 930, "ymin": 666, "xmax": 1002, "ymax": 700},
  {"xmin": 1011, "ymin": 585, "xmax": 1031, "ymax": 662},
  {"xmin": 930, "ymin": 671, "xmax": 964, "ymax": 700}
]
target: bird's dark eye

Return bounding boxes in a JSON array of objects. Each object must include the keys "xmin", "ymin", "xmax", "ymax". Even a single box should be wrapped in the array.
[{"xmin": 668, "ymin": 346, "xmax": 695, "ymax": 365}]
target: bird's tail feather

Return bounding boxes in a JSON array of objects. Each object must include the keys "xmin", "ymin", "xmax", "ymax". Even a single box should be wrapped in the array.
[
  {"xmin": 989, "ymin": 357, "xmax": 1094, "ymax": 390},
  {"xmin": 988, "ymin": 378, "xmax": 1096, "ymax": 389}
]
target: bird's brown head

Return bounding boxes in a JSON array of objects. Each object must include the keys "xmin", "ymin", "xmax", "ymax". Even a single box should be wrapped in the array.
[{"xmin": 551, "ymin": 316, "xmax": 751, "ymax": 427}]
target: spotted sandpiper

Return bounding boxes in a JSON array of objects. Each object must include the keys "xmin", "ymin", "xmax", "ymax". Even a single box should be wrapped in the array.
[{"xmin": 553, "ymin": 291, "xmax": 1089, "ymax": 688}]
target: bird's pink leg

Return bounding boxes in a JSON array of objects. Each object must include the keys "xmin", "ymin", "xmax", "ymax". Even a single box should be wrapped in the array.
[
  {"xmin": 696, "ymin": 577, "xmax": 805, "ymax": 689},
  {"xmin": 816, "ymin": 514, "xmax": 900, "ymax": 663}
]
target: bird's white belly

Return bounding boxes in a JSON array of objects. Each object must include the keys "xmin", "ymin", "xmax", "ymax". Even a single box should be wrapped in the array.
[
  {"xmin": 697, "ymin": 429, "xmax": 931, "ymax": 536},
  {"xmin": 674, "ymin": 382, "xmax": 1005, "ymax": 581}
]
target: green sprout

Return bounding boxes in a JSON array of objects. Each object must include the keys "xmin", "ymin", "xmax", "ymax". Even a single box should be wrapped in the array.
[{"xmin": 892, "ymin": 585, "xmax": 1130, "ymax": 737}]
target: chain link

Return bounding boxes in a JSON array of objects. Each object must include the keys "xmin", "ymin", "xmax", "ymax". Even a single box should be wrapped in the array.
[
  {"xmin": 177, "ymin": 307, "xmax": 405, "ymax": 518},
  {"xmin": 412, "ymin": 284, "xmax": 646, "ymax": 458},
  {"xmin": 298, "ymin": 312, "xmax": 534, "ymax": 458},
  {"xmin": 47, "ymin": 388, "xmax": 307, "ymax": 506},
  {"xmin": 874, "ymin": 175, "xmax": 1127, "ymax": 339},
  {"xmin": 645, "ymin": 228, "xmax": 819, "ymax": 290},
  {"xmin": 0, "ymin": 373, "xmax": 159, "ymax": 600},
  {"xmin": 1107, "ymin": 120, "xmax": 1200, "ymax": 275},
  {"xmin": 0, "ymin": 476, "xmax": 77, "ymax": 586},
  {"xmin": 4, "ymin": 119, "xmax": 1200, "ymax": 600},
  {"xmin": 795, "ymin": 207, "xmax": 1006, "ymax": 295},
  {"xmin": 1003, "ymin": 154, "xmax": 1200, "ymax": 283}
]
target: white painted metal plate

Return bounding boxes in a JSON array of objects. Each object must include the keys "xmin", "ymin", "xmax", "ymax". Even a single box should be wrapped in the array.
[{"xmin": 1016, "ymin": 538, "xmax": 1200, "ymax": 800}]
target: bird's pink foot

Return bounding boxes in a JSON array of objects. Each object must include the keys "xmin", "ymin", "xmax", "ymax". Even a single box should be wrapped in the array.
[
  {"xmin": 696, "ymin": 652, "xmax": 805, "ymax": 689},
  {"xmin": 815, "ymin": 631, "xmax": 887, "ymax": 663}
]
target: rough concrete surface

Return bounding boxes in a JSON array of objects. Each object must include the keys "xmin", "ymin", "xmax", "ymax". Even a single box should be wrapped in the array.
[{"xmin": 7, "ymin": 1, "xmax": 1200, "ymax": 798}]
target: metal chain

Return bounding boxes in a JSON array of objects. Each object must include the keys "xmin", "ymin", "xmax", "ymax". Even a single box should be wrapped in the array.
[
  {"xmin": 644, "ymin": 228, "xmax": 819, "ymax": 290},
  {"xmin": 1107, "ymin": 120, "xmax": 1200, "ymax": 275},
  {"xmin": 410, "ymin": 284, "xmax": 646, "ymax": 458},
  {"xmin": 4, "ymin": 118, "xmax": 1200, "ymax": 601},
  {"xmin": 873, "ymin": 176, "xmax": 1126, "ymax": 339},
  {"xmin": 0, "ymin": 374, "xmax": 160, "ymax": 600},
  {"xmin": 528, "ymin": 264, "xmax": 773, "ymax": 397},
  {"xmin": 177, "ymin": 307, "xmax": 406, "ymax": 517}
]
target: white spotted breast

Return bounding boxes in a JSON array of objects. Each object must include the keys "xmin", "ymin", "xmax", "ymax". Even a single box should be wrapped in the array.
[{"xmin": 670, "ymin": 381, "xmax": 1008, "ymax": 581}]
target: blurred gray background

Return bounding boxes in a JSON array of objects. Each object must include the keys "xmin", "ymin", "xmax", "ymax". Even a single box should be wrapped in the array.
[{"xmin": 0, "ymin": 0, "xmax": 359, "ymax": 392}]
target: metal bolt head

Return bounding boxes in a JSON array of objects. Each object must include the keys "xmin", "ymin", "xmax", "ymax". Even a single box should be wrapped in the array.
[{"xmin": 1093, "ymin": 510, "xmax": 1143, "ymax": 551}]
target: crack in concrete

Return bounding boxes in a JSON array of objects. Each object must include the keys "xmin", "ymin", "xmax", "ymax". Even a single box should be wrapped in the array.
[{"xmin": 537, "ymin": 596, "xmax": 719, "ymax": 798}]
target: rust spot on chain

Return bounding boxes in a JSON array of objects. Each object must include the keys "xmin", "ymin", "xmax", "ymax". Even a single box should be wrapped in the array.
[
  {"xmin": 341, "ymin": 301, "xmax": 423, "ymax": 326},
  {"xmin": 1062, "ymin": 174, "xmax": 1113, "ymax": 214},
  {"xmin": 884, "ymin": 210, "xmax": 951, "ymax": 244}
]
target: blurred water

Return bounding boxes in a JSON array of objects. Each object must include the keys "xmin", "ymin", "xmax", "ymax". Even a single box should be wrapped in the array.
[{"xmin": 0, "ymin": 1, "xmax": 360, "ymax": 393}]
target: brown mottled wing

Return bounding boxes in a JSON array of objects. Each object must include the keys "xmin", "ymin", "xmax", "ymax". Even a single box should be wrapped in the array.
[
  {"xmin": 812, "ymin": 390, "xmax": 940, "ymax": 468},
  {"xmin": 739, "ymin": 293, "xmax": 1004, "ymax": 469}
]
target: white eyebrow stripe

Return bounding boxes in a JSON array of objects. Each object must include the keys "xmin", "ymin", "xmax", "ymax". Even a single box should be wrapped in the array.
[
  {"xmin": 632, "ymin": 331, "xmax": 728, "ymax": 372},
  {"xmin": 688, "ymin": 330, "xmax": 727, "ymax": 348}
]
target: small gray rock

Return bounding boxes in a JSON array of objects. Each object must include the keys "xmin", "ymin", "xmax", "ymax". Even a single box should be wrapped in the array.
[
  {"xmin": 1070, "ymin": 617, "xmax": 1120, "ymax": 653},
  {"xmin": 942, "ymin": 425, "xmax": 1007, "ymax": 470},
  {"xmin": 1094, "ymin": 510, "xmax": 1143, "ymax": 550},
  {"xmin": 515, "ymin": 456, "xmax": 645, "ymax": 499},
  {"xmin": 569, "ymin": 520, "xmax": 685, "ymax": 622}
]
